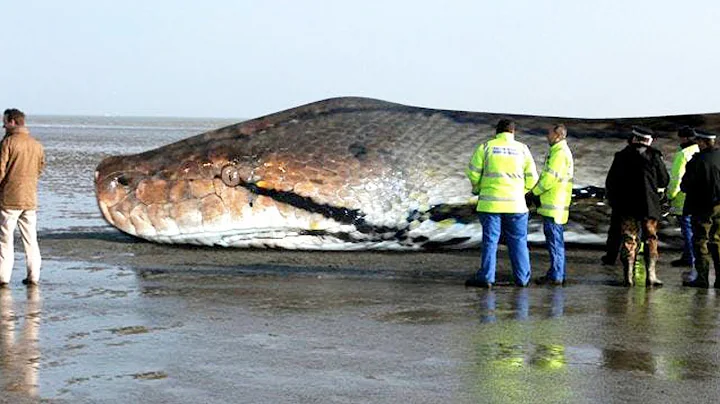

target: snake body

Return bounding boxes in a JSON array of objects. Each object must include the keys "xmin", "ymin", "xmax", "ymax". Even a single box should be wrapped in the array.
[{"xmin": 94, "ymin": 97, "xmax": 720, "ymax": 249}]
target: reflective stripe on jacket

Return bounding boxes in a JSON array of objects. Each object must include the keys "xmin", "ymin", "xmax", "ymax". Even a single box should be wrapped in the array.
[
  {"xmin": 667, "ymin": 143, "xmax": 699, "ymax": 215},
  {"xmin": 532, "ymin": 139, "xmax": 573, "ymax": 224},
  {"xmin": 466, "ymin": 132, "xmax": 538, "ymax": 213}
]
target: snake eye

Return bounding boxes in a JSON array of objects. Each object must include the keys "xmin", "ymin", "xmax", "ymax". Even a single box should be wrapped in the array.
[
  {"xmin": 117, "ymin": 175, "xmax": 130, "ymax": 186},
  {"xmin": 221, "ymin": 164, "xmax": 241, "ymax": 187}
]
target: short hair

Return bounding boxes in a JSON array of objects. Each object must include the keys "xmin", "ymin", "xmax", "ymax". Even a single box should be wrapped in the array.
[
  {"xmin": 3, "ymin": 109, "xmax": 25, "ymax": 126},
  {"xmin": 553, "ymin": 124, "xmax": 567, "ymax": 138},
  {"xmin": 678, "ymin": 126, "xmax": 696, "ymax": 138},
  {"xmin": 496, "ymin": 119, "xmax": 516, "ymax": 134}
]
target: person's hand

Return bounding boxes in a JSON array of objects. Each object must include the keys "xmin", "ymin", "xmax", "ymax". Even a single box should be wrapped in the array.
[{"xmin": 525, "ymin": 192, "xmax": 539, "ymax": 208}]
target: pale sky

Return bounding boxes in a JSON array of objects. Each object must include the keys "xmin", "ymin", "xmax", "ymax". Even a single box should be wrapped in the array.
[{"xmin": 2, "ymin": 0, "xmax": 719, "ymax": 119}]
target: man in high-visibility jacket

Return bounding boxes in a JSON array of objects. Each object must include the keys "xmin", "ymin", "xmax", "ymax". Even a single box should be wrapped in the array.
[
  {"xmin": 465, "ymin": 119, "xmax": 538, "ymax": 288},
  {"xmin": 531, "ymin": 124, "xmax": 574, "ymax": 286},
  {"xmin": 667, "ymin": 126, "xmax": 699, "ymax": 280}
]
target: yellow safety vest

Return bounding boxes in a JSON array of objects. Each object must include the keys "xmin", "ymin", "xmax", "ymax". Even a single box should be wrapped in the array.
[
  {"xmin": 532, "ymin": 139, "xmax": 573, "ymax": 224},
  {"xmin": 466, "ymin": 132, "xmax": 538, "ymax": 213},
  {"xmin": 667, "ymin": 143, "xmax": 699, "ymax": 215}
]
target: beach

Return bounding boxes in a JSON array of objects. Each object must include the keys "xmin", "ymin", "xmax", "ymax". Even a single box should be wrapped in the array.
[
  {"xmin": 0, "ymin": 115, "xmax": 719, "ymax": 403},
  {"xmin": 11, "ymin": 231, "xmax": 719, "ymax": 403}
]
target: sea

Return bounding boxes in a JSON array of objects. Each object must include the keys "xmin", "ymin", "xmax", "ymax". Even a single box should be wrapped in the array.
[{"xmin": 31, "ymin": 115, "xmax": 238, "ymax": 234}]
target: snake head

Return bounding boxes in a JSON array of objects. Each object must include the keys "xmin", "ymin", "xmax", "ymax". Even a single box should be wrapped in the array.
[{"xmin": 92, "ymin": 128, "xmax": 317, "ymax": 245}]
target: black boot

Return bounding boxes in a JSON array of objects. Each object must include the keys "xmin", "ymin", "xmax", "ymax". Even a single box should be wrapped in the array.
[
  {"xmin": 535, "ymin": 275, "xmax": 564, "ymax": 286},
  {"xmin": 623, "ymin": 259, "xmax": 635, "ymax": 287},
  {"xmin": 465, "ymin": 278, "xmax": 493, "ymax": 289},
  {"xmin": 671, "ymin": 257, "xmax": 693, "ymax": 267},
  {"xmin": 683, "ymin": 267, "xmax": 709, "ymax": 288},
  {"xmin": 601, "ymin": 255, "xmax": 616, "ymax": 266},
  {"xmin": 683, "ymin": 279, "xmax": 709, "ymax": 288}
]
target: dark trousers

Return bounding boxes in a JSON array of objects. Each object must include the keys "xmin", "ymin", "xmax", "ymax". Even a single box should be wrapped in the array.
[
  {"xmin": 691, "ymin": 204, "xmax": 720, "ymax": 285},
  {"xmin": 603, "ymin": 210, "xmax": 622, "ymax": 263}
]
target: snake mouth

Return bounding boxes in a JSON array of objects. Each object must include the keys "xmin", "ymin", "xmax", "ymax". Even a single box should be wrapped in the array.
[
  {"xmin": 94, "ymin": 154, "xmax": 382, "ymax": 244},
  {"xmin": 217, "ymin": 163, "xmax": 365, "ymax": 226}
]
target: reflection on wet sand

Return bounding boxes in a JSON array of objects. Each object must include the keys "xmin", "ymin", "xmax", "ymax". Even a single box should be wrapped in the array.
[
  {"xmin": 475, "ymin": 286, "xmax": 720, "ymax": 393},
  {"xmin": 601, "ymin": 288, "xmax": 720, "ymax": 384},
  {"xmin": 0, "ymin": 287, "xmax": 41, "ymax": 397},
  {"xmin": 602, "ymin": 288, "xmax": 658, "ymax": 374},
  {"xmin": 478, "ymin": 287, "xmax": 565, "ymax": 323},
  {"xmin": 471, "ymin": 288, "xmax": 571, "ymax": 403}
]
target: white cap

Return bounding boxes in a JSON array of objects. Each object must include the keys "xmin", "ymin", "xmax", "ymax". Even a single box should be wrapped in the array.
[
  {"xmin": 632, "ymin": 126, "xmax": 654, "ymax": 139},
  {"xmin": 694, "ymin": 129, "xmax": 716, "ymax": 139}
]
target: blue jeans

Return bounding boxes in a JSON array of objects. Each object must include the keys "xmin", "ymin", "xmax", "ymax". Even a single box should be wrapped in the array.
[
  {"xmin": 679, "ymin": 215, "xmax": 695, "ymax": 266},
  {"xmin": 543, "ymin": 216, "xmax": 566, "ymax": 282},
  {"xmin": 476, "ymin": 212, "xmax": 531, "ymax": 286}
]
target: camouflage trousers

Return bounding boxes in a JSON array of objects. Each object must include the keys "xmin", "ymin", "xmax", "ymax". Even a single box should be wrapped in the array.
[{"xmin": 620, "ymin": 217, "xmax": 659, "ymax": 266}]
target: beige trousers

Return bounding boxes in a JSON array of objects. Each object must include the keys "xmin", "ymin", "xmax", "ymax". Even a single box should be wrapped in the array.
[{"xmin": 0, "ymin": 209, "xmax": 41, "ymax": 283}]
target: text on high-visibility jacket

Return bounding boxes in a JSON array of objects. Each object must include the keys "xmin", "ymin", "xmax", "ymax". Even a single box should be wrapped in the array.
[{"xmin": 466, "ymin": 132, "xmax": 538, "ymax": 213}]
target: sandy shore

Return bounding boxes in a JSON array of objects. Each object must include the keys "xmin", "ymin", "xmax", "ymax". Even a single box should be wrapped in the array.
[
  {"xmin": 38, "ymin": 230, "xmax": 686, "ymax": 286},
  {"xmin": 0, "ymin": 230, "xmax": 708, "ymax": 403}
]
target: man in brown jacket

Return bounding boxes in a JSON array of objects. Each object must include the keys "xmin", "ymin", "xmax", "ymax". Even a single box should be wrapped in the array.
[{"xmin": 0, "ymin": 109, "xmax": 45, "ymax": 286}]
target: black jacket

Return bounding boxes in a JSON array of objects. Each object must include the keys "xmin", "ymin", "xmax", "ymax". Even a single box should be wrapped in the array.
[
  {"xmin": 605, "ymin": 143, "xmax": 669, "ymax": 219},
  {"xmin": 681, "ymin": 147, "xmax": 720, "ymax": 216}
]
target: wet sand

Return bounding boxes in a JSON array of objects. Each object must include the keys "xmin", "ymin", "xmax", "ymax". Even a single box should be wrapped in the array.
[
  {"xmin": 5, "ymin": 114, "xmax": 719, "ymax": 403},
  {"xmin": 1, "ymin": 232, "xmax": 717, "ymax": 403}
]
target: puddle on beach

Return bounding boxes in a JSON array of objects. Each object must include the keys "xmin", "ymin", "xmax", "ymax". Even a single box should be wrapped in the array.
[{"xmin": 0, "ymin": 255, "xmax": 718, "ymax": 403}]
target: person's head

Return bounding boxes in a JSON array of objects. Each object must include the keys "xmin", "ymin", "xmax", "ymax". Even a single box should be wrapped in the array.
[
  {"xmin": 677, "ymin": 126, "xmax": 696, "ymax": 144},
  {"xmin": 694, "ymin": 129, "xmax": 716, "ymax": 150},
  {"xmin": 2, "ymin": 108, "xmax": 25, "ymax": 132},
  {"xmin": 496, "ymin": 119, "xmax": 516, "ymax": 134},
  {"xmin": 630, "ymin": 126, "xmax": 654, "ymax": 146},
  {"xmin": 547, "ymin": 124, "xmax": 567, "ymax": 145}
]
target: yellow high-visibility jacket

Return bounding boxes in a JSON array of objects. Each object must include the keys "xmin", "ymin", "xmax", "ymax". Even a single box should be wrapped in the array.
[
  {"xmin": 532, "ymin": 139, "xmax": 574, "ymax": 224},
  {"xmin": 466, "ymin": 132, "xmax": 538, "ymax": 213},
  {"xmin": 667, "ymin": 143, "xmax": 699, "ymax": 215}
]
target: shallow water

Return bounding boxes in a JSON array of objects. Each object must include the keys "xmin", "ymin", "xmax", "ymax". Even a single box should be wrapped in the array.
[
  {"xmin": 0, "ymin": 116, "xmax": 717, "ymax": 403},
  {"xmin": 33, "ymin": 115, "xmax": 237, "ymax": 232}
]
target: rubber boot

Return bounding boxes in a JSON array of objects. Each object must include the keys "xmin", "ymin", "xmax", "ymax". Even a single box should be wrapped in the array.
[
  {"xmin": 645, "ymin": 258, "xmax": 663, "ymax": 287},
  {"xmin": 623, "ymin": 259, "xmax": 635, "ymax": 287},
  {"xmin": 683, "ymin": 265, "xmax": 709, "ymax": 288}
]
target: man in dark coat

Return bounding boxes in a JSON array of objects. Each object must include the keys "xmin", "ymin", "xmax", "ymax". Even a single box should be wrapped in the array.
[
  {"xmin": 680, "ymin": 129, "xmax": 720, "ymax": 288},
  {"xmin": 605, "ymin": 126, "xmax": 670, "ymax": 287},
  {"xmin": 601, "ymin": 137, "xmax": 632, "ymax": 266}
]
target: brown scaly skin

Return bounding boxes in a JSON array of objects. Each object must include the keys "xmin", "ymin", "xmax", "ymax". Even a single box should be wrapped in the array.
[{"xmin": 94, "ymin": 97, "xmax": 720, "ymax": 249}]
